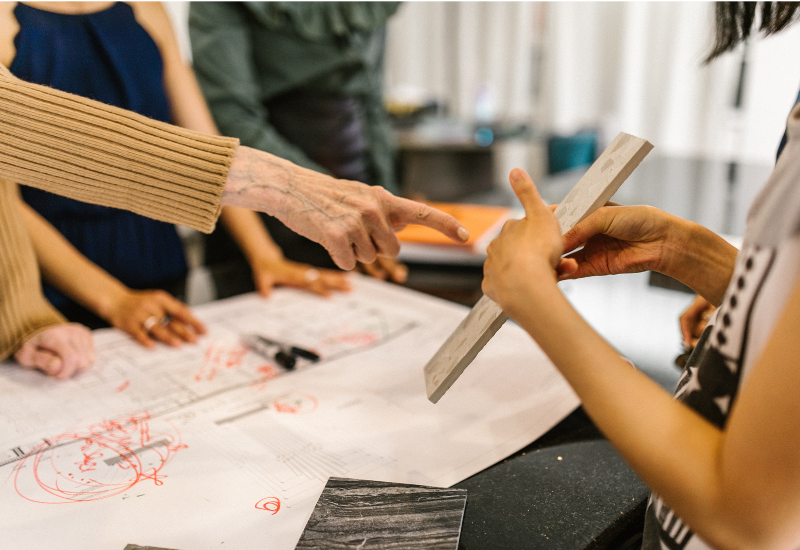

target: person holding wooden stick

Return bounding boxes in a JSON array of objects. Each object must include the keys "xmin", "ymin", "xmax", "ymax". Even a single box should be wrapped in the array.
[{"xmin": 483, "ymin": 3, "xmax": 800, "ymax": 548}]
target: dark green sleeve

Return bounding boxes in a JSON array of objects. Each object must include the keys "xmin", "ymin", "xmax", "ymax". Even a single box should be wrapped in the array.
[
  {"xmin": 360, "ymin": 25, "xmax": 398, "ymax": 194},
  {"xmin": 188, "ymin": 2, "xmax": 328, "ymax": 175}
]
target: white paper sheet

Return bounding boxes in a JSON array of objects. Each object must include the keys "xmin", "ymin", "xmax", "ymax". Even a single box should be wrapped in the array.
[{"xmin": 0, "ymin": 276, "xmax": 578, "ymax": 549}]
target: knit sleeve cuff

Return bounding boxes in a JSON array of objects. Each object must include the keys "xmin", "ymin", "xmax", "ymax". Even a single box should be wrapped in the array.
[{"xmin": 0, "ymin": 65, "xmax": 238, "ymax": 233}]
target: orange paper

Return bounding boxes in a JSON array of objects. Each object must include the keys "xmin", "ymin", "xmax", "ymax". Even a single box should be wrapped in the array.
[{"xmin": 397, "ymin": 202, "xmax": 511, "ymax": 249}]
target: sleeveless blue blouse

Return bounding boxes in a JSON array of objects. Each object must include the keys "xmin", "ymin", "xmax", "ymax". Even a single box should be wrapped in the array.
[{"xmin": 12, "ymin": 2, "xmax": 187, "ymax": 310}]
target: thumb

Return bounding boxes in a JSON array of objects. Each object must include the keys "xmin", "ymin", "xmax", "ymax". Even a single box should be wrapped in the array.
[
  {"xmin": 509, "ymin": 168, "xmax": 545, "ymax": 218},
  {"xmin": 556, "ymin": 258, "xmax": 579, "ymax": 279}
]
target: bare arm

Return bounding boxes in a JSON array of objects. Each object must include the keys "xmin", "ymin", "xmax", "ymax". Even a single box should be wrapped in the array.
[
  {"xmin": 483, "ymin": 169, "xmax": 800, "ymax": 549},
  {"xmin": 18, "ymin": 199, "xmax": 205, "ymax": 348},
  {"xmin": 19, "ymin": 198, "xmax": 128, "ymax": 320}
]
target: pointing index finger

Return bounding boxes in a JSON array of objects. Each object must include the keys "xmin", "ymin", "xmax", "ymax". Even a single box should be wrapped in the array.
[
  {"xmin": 390, "ymin": 197, "xmax": 469, "ymax": 243},
  {"xmin": 509, "ymin": 168, "xmax": 547, "ymax": 218}
]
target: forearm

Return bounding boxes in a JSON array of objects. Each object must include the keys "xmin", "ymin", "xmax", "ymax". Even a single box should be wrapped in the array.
[
  {"xmin": 511, "ymin": 278, "xmax": 729, "ymax": 542},
  {"xmin": 0, "ymin": 63, "xmax": 236, "ymax": 233},
  {"xmin": 220, "ymin": 146, "xmax": 349, "ymax": 227},
  {"xmin": 18, "ymin": 201, "xmax": 128, "ymax": 320},
  {"xmin": 658, "ymin": 217, "xmax": 738, "ymax": 306}
]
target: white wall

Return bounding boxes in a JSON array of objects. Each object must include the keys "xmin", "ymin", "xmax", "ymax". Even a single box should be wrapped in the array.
[
  {"xmin": 384, "ymin": 2, "xmax": 539, "ymax": 122},
  {"xmin": 539, "ymin": 2, "xmax": 800, "ymax": 165}
]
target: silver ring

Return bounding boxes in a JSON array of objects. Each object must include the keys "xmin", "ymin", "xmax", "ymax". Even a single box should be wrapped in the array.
[
  {"xmin": 304, "ymin": 268, "xmax": 320, "ymax": 282},
  {"xmin": 143, "ymin": 315, "xmax": 161, "ymax": 332}
]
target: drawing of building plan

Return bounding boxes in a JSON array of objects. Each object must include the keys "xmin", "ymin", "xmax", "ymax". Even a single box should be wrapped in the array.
[{"xmin": 0, "ymin": 276, "xmax": 579, "ymax": 549}]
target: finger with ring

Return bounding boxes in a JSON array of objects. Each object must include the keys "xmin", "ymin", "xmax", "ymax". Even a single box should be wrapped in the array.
[
  {"xmin": 143, "ymin": 315, "xmax": 165, "ymax": 333},
  {"xmin": 304, "ymin": 269, "xmax": 321, "ymax": 283}
]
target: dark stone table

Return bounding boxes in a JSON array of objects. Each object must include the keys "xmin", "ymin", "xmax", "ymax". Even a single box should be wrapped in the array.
[{"xmin": 455, "ymin": 408, "xmax": 648, "ymax": 550}]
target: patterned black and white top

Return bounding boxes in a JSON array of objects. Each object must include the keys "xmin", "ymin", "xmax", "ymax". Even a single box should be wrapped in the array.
[{"xmin": 642, "ymin": 102, "xmax": 800, "ymax": 550}]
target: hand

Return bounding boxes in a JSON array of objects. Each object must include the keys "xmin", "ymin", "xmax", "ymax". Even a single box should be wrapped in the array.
[
  {"xmin": 101, "ymin": 289, "xmax": 207, "ymax": 349},
  {"xmin": 14, "ymin": 323, "xmax": 95, "ymax": 380},
  {"xmin": 680, "ymin": 294, "xmax": 715, "ymax": 350},
  {"xmin": 483, "ymin": 169, "xmax": 569, "ymax": 316},
  {"xmin": 251, "ymin": 256, "xmax": 352, "ymax": 298},
  {"xmin": 356, "ymin": 256, "xmax": 408, "ymax": 283},
  {"xmin": 559, "ymin": 203, "xmax": 683, "ymax": 280},
  {"xmin": 221, "ymin": 146, "xmax": 469, "ymax": 270}
]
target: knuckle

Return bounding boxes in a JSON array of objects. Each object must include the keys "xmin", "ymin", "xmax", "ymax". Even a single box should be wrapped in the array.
[
  {"xmin": 361, "ymin": 205, "xmax": 383, "ymax": 225},
  {"xmin": 329, "ymin": 227, "xmax": 348, "ymax": 243},
  {"xmin": 343, "ymin": 217, "xmax": 363, "ymax": 236}
]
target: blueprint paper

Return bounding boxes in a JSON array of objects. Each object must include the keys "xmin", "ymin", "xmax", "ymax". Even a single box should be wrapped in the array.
[{"xmin": 0, "ymin": 276, "xmax": 579, "ymax": 550}]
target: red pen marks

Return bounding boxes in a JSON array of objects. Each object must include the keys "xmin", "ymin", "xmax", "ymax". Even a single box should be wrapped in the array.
[
  {"xmin": 255, "ymin": 497, "xmax": 280, "ymax": 514},
  {"xmin": 115, "ymin": 380, "xmax": 130, "ymax": 393},
  {"xmin": 250, "ymin": 363, "xmax": 278, "ymax": 392},
  {"xmin": 272, "ymin": 392, "xmax": 318, "ymax": 415},
  {"xmin": 196, "ymin": 343, "xmax": 247, "ymax": 382},
  {"xmin": 225, "ymin": 347, "xmax": 246, "ymax": 369},
  {"xmin": 321, "ymin": 324, "xmax": 379, "ymax": 350},
  {"xmin": 11, "ymin": 411, "xmax": 186, "ymax": 504}
]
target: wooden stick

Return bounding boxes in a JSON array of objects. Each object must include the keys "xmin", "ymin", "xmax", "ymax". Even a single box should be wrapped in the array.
[{"xmin": 424, "ymin": 132, "xmax": 653, "ymax": 403}]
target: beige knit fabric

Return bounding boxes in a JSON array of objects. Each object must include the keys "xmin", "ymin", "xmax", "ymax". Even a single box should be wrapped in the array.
[
  {"xmin": 0, "ymin": 63, "xmax": 238, "ymax": 233},
  {"xmin": 0, "ymin": 182, "xmax": 65, "ymax": 360},
  {"xmin": 0, "ymin": 62, "xmax": 239, "ymax": 360}
]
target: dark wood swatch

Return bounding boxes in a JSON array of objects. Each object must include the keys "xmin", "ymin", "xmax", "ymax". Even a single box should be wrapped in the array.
[{"xmin": 295, "ymin": 477, "xmax": 467, "ymax": 549}]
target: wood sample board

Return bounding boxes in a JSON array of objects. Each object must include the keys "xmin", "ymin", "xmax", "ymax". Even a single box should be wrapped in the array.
[
  {"xmin": 295, "ymin": 477, "xmax": 467, "ymax": 549},
  {"xmin": 424, "ymin": 132, "xmax": 653, "ymax": 403}
]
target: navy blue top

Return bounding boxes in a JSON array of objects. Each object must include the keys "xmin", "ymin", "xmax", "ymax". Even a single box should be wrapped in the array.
[{"xmin": 12, "ymin": 2, "xmax": 187, "ymax": 311}]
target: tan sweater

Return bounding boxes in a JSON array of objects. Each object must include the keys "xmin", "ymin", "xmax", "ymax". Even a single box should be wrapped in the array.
[
  {"xmin": 0, "ymin": 182, "xmax": 66, "ymax": 359},
  {"xmin": 0, "ymin": 63, "xmax": 239, "ymax": 360}
]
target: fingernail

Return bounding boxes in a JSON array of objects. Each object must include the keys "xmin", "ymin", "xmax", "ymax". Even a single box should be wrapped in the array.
[
  {"xmin": 458, "ymin": 226, "xmax": 470, "ymax": 241},
  {"xmin": 395, "ymin": 266, "xmax": 409, "ymax": 282}
]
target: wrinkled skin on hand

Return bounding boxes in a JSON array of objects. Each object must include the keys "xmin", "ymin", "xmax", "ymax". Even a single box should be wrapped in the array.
[
  {"xmin": 14, "ymin": 323, "xmax": 95, "ymax": 380},
  {"xmin": 221, "ymin": 147, "xmax": 468, "ymax": 270}
]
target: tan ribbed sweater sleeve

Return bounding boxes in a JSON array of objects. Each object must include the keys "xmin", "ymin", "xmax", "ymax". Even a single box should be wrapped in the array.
[
  {"xmin": 0, "ymin": 182, "xmax": 65, "ymax": 360},
  {"xmin": 0, "ymin": 63, "xmax": 238, "ymax": 233}
]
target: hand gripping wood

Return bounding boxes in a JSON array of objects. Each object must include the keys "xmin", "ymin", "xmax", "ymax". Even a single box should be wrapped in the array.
[{"xmin": 424, "ymin": 132, "xmax": 653, "ymax": 403}]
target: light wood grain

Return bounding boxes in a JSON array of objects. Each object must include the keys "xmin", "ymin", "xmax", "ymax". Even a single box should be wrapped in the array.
[{"xmin": 424, "ymin": 132, "xmax": 653, "ymax": 403}]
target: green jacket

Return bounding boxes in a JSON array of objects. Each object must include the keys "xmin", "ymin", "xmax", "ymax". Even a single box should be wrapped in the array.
[{"xmin": 189, "ymin": 2, "xmax": 400, "ymax": 193}]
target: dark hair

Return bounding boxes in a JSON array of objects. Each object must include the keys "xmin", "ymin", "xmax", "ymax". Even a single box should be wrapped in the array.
[{"xmin": 706, "ymin": 2, "xmax": 800, "ymax": 62}]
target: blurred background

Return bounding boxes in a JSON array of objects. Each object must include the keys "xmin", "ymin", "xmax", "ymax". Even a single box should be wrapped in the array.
[
  {"xmin": 163, "ymin": 1, "xmax": 800, "ymax": 391},
  {"xmin": 167, "ymin": 1, "xmax": 800, "ymax": 184}
]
